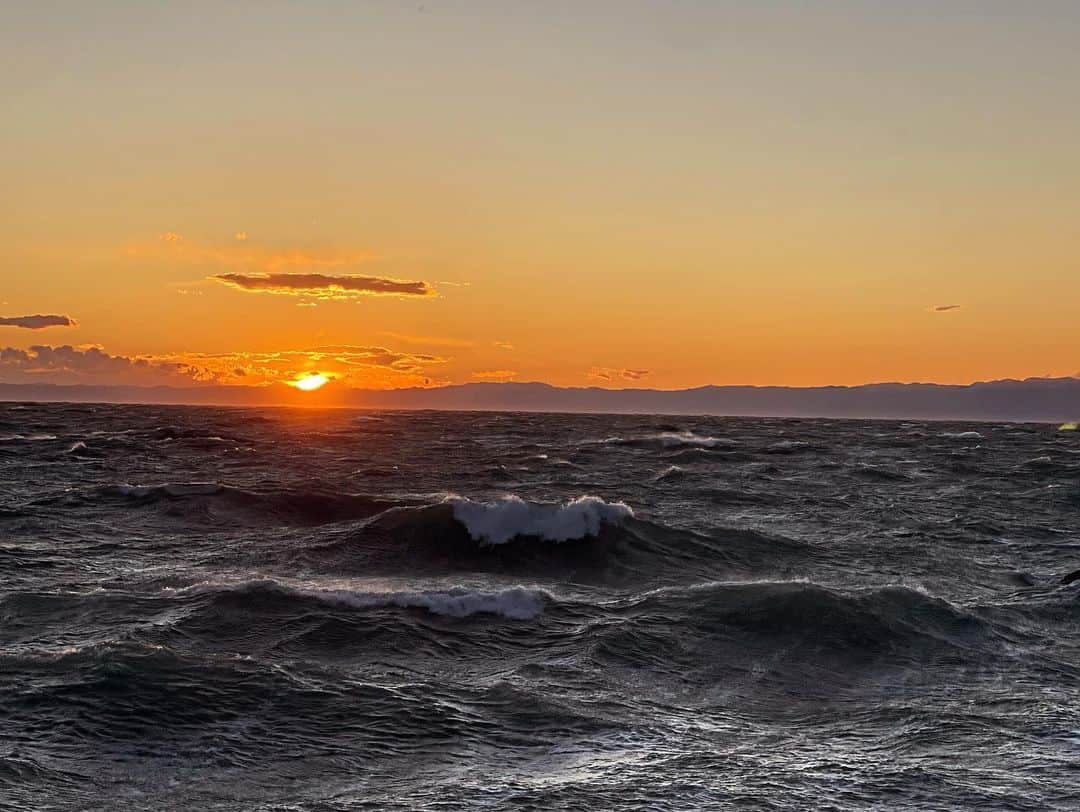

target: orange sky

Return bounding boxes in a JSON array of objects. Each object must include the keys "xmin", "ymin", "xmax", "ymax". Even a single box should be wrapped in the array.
[{"xmin": 3, "ymin": 2, "xmax": 1079, "ymax": 391}]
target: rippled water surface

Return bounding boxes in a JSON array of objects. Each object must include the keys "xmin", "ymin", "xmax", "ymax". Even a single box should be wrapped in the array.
[{"xmin": 2, "ymin": 403, "xmax": 1079, "ymax": 810}]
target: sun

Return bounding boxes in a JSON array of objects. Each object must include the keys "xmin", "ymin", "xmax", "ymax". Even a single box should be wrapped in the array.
[{"xmin": 291, "ymin": 373, "xmax": 330, "ymax": 391}]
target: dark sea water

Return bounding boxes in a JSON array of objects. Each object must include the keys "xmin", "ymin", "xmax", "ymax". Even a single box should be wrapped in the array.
[{"xmin": 2, "ymin": 403, "xmax": 1079, "ymax": 810}]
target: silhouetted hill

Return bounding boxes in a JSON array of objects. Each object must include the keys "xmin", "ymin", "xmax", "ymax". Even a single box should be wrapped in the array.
[{"xmin": 2, "ymin": 377, "xmax": 1079, "ymax": 422}]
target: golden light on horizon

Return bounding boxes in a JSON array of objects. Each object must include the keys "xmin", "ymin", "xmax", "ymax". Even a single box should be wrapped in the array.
[{"xmin": 291, "ymin": 373, "xmax": 330, "ymax": 391}]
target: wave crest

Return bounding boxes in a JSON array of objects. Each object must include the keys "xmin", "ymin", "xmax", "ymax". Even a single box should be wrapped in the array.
[
  {"xmin": 193, "ymin": 579, "xmax": 548, "ymax": 620},
  {"xmin": 94, "ymin": 483, "xmax": 396, "ymax": 526},
  {"xmin": 446, "ymin": 494, "xmax": 633, "ymax": 544},
  {"xmin": 593, "ymin": 431, "xmax": 737, "ymax": 450}
]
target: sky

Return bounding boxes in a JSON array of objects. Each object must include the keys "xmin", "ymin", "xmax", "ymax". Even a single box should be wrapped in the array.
[{"xmin": 3, "ymin": 1, "xmax": 1079, "ymax": 392}]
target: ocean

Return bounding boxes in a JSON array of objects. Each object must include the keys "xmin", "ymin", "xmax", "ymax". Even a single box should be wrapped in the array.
[{"xmin": 2, "ymin": 403, "xmax": 1079, "ymax": 810}]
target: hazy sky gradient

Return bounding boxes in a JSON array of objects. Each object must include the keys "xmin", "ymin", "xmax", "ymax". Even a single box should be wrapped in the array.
[{"xmin": 3, "ymin": 1, "xmax": 1079, "ymax": 389}]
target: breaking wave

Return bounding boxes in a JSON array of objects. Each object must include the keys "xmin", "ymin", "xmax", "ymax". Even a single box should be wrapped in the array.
[
  {"xmin": 446, "ymin": 494, "xmax": 633, "ymax": 544},
  {"xmin": 595, "ymin": 431, "xmax": 738, "ymax": 450},
  {"xmin": 186, "ymin": 579, "xmax": 549, "ymax": 620}
]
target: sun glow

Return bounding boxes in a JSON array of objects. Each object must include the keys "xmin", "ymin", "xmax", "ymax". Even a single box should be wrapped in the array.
[{"xmin": 291, "ymin": 373, "xmax": 330, "ymax": 391}]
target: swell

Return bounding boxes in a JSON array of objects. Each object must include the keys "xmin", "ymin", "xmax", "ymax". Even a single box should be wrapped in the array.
[
  {"xmin": 295, "ymin": 498, "xmax": 813, "ymax": 584},
  {"xmin": 590, "ymin": 581, "xmax": 1012, "ymax": 690},
  {"xmin": 157, "ymin": 579, "xmax": 563, "ymax": 663},
  {"xmin": 2, "ymin": 641, "xmax": 479, "ymax": 755},
  {"xmin": 0, "ymin": 580, "xmax": 559, "ymax": 671},
  {"xmin": 182, "ymin": 579, "xmax": 550, "ymax": 620},
  {"xmin": 604, "ymin": 431, "xmax": 741, "ymax": 450},
  {"xmin": 85, "ymin": 483, "xmax": 400, "ymax": 526},
  {"xmin": 2, "ymin": 578, "xmax": 1034, "ymax": 717},
  {"xmin": 2, "ymin": 640, "xmax": 611, "ymax": 759}
]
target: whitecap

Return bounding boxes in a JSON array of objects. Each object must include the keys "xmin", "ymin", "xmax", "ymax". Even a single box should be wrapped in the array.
[
  {"xmin": 655, "ymin": 431, "xmax": 737, "ymax": 449},
  {"xmin": 317, "ymin": 584, "xmax": 548, "ymax": 620},
  {"xmin": 446, "ymin": 494, "xmax": 633, "ymax": 545},
  {"xmin": 188, "ymin": 579, "xmax": 548, "ymax": 620}
]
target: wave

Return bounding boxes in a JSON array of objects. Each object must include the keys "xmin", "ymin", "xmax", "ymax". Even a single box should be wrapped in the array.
[
  {"xmin": 152, "ymin": 426, "xmax": 246, "ymax": 444},
  {"xmin": 850, "ymin": 464, "xmax": 913, "ymax": 482},
  {"xmin": 594, "ymin": 581, "xmax": 1000, "ymax": 675},
  {"xmin": 297, "ymin": 498, "xmax": 811, "ymax": 585},
  {"xmin": 593, "ymin": 431, "xmax": 738, "ymax": 450},
  {"xmin": 941, "ymin": 431, "xmax": 983, "ymax": 440},
  {"xmin": 446, "ymin": 494, "xmax": 632, "ymax": 544},
  {"xmin": 762, "ymin": 440, "xmax": 815, "ymax": 454},
  {"xmin": 2, "ymin": 639, "xmax": 475, "ymax": 755},
  {"xmin": 655, "ymin": 464, "xmax": 686, "ymax": 482},
  {"xmin": 186, "ymin": 579, "xmax": 549, "ymax": 620},
  {"xmin": 93, "ymin": 483, "xmax": 398, "ymax": 526},
  {"xmin": 653, "ymin": 431, "xmax": 737, "ymax": 449}
]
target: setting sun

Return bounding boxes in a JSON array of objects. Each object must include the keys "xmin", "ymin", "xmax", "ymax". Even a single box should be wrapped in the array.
[{"xmin": 291, "ymin": 373, "xmax": 330, "ymax": 391}]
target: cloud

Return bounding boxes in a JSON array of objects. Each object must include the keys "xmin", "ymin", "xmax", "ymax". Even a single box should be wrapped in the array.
[
  {"xmin": 492, "ymin": 341, "xmax": 515, "ymax": 351},
  {"xmin": 471, "ymin": 369, "xmax": 517, "ymax": 381},
  {"xmin": 588, "ymin": 366, "xmax": 651, "ymax": 382},
  {"xmin": 212, "ymin": 273, "xmax": 434, "ymax": 299},
  {"xmin": 0, "ymin": 314, "xmax": 76, "ymax": 329},
  {"xmin": 930, "ymin": 304, "xmax": 961, "ymax": 312},
  {"xmin": 0, "ymin": 344, "xmax": 449, "ymax": 389},
  {"xmin": 0, "ymin": 344, "xmax": 191, "ymax": 385},
  {"xmin": 301, "ymin": 345, "xmax": 447, "ymax": 374},
  {"xmin": 131, "ymin": 234, "xmax": 442, "ymax": 303}
]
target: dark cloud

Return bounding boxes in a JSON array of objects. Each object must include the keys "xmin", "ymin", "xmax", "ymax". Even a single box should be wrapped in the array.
[
  {"xmin": 212, "ymin": 273, "xmax": 434, "ymax": 298},
  {"xmin": 0, "ymin": 314, "xmax": 76, "ymax": 329},
  {"xmin": 0, "ymin": 344, "xmax": 449, "ymax": 387},
  {"xmin": 304, "ymin": 345, "xmax": 446, "ymax": 373},
  {"xmin": 0, "ymin": 344, "xmax": 189, "ymax": 384},
  {"xmin": 931, "ymin": 304, "xmax": 961, "ymax": 312}
]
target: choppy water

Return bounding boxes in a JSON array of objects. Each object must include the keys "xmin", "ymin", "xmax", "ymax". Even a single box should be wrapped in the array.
[{"xmin": 2, "ymin": 403, "xmax": 1079, "ymax": 810}]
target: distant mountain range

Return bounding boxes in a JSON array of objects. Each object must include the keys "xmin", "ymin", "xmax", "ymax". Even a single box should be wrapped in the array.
[{"xmin": 2, "ymin": 377, "xmax": 1080, "ymax": 422}]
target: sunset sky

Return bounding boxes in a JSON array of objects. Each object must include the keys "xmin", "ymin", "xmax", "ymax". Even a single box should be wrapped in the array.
[{"xmin": 3, "ymin": 1, "xmax": 1079, "ymax": 392}]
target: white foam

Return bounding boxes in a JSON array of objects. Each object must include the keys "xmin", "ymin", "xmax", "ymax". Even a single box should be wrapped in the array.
[
  {"xmin": 112, "ymin": 484, "xmax": 153, "ymax": 497},
  {"xmin": 446, "ymin": 494, "xmax": 633, "ymax": 545},
  {"xmin": 764, "ymin": 440, "xmax": 811, "ymax": 452},
  {"xmin": 654, "ymin": 431, "xmax": 736, "ymax": 448},
  {"xmin": 590, "ymin": 431, "xmax": 736, "ymax": 448},
  {"xmin": 190, "ymin": 580, "xmax": 548, "ymax": 620},
  {"xmin": 941, "ymin": 431, "xmax": 983, "ymax": 439}
]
